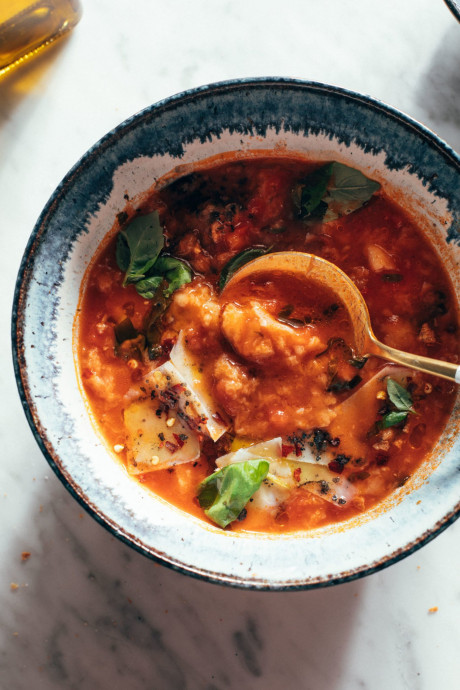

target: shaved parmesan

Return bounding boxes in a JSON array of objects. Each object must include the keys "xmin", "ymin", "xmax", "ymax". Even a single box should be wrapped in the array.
[
  {"xmin": 216, "ymin": 437, "xmax": 282, "ymax": 468},
  {"xmin": 268, "ymin": 456, "xmax": 355, "ymax": 507},
  {"xmin": 145, "ymin": 332, "xmax": 228, "ymax": 441},
  {"xmin": 283, "ymin": 440, "xmax": 331, "ymax": 466},
  {"xmin": 123, "ymin": 398, "xmax": 200, "ymax": 474},
  {"xmin": 215, "ymin": 438, "xmax": 286, "ymax": 510},
  {"xmin": 215, "ymin": 437, "xmax": 354, "ymax": 509},
  {"xmin": 330, "ymin": 365, "xmax": 412, "ymax": 457}
]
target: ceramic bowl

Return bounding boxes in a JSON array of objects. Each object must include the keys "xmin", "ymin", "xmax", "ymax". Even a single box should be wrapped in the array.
[
  {"xmin": 12, "ymin": 78, "xmax": 460, "ymax": 589},
  {"xmin": 444, "ymin": 0, "xmax": 460, "ymax": 21}
]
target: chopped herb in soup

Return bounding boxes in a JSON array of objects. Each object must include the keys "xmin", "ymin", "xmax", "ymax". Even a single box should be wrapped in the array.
[{"xmin": 76, "ymin": 156, "xmax": 459, "ymax": 532}]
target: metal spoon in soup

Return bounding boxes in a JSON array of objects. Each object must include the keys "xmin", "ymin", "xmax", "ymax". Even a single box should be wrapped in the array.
[{"xmin": 222, "ymin": 251, "xmax": 460, "ymax": 384}]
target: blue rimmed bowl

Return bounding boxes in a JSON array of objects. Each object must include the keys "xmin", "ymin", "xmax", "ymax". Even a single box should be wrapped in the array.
[
  {"xmin": 445, "ymin": 0, "xmax": 460, "ymax": 21},
  {"xmin": 12, "ymin": 78, "xmax": 460, "ymax": 590}
]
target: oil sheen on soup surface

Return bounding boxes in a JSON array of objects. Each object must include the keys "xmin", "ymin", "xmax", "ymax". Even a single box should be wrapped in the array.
[{"xmin": 77, "ymin": 155, "xmax": 459, "ymax": 533}]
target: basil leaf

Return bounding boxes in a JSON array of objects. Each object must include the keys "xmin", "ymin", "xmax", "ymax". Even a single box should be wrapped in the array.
[
  {"xmin": 114, "ymin": 317, "xmax": 138, "ymax": 344},
  {"xmin": 277, "ymin": 316, "xmax": 306, "ymax": 328},
  {"xmin": 327, "ymin": 374, "xmax": 362, "ymax": 392},
  {"xmin": 386, "ymin": 378, "xmax": 413, "ymax": 412},
  {"xmin": 113, "ymin": 318, "xmax": 145, "ymax": 360},
  {"xmin": 219, "ymin": 246, "xmax": 271, "ymax": 291},
  {"xmin": 349, "ymin": 356, "xmax": 368, "ymax": 369},
  {"xmin": 154, "ymin": 257, "xmax": 193, "ymax": 297},
  {"xmin": 135, "ymin": 275, "xmax": 164, "ymax": 300},
  {"xmin": 116, "ymin": 234, "xmax": 130, "ymax": 272},
  {"xmin": 116, "ymin": 211, "xmax": 164, "ymax": 285},
  {"xmin": 143, "ymin": 282, "xmax": 170, "ymax": 346},
  {"xmin": 292, "ymin": 163, "xmax": 332, "ymax": 220},
  {"xmin": 278, "ymin": 304, "xmax": 294, "ymax": 319},
  {"xmin": 293, "ymin": 162, "xmax": 380, "ymax": 224},
  {"xmin": 197, "ymin": 459, "xmax": 269, "ymax": 528},
  {"xmin": 327, "ymin": 162, "xmax": 380, "ymax": 204},
  {"xmin": 276, "ymin": 304, "xmax": 306, "ymax": 327},
  {"xmin": 381, "ymin": 410, "xmax": 408, "ymax": 429},
  {"xmin": 136, "ymin": 257, "xmax": 192, "ymax": 299}
]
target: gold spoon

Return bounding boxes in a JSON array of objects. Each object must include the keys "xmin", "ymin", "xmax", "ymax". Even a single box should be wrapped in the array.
[{"xmin": 222, "ymin": 251, "xmax": 460, "ymax": 384}]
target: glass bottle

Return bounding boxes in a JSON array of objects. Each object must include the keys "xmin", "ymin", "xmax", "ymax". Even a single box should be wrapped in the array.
[{"xmin": 0, "ymin": 0, "xmax": 82, "ymax": 76}]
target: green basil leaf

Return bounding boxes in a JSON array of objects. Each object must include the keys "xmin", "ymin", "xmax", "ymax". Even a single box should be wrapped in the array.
[
  {"xmin": 197, "ymin": 459, "xmax": 269, "ymax": 528},
  {"xmin": 277, "ymin": 316, "xmax": 307, "ymax": 328},
  {"xmin": 292, "ymin": 163, "xmax": 333, "ymax": 220},
  {"xmin": 327, "ymin": 162, "xmax": 380, "ymax": 205},
  {"xmin": 381, "ymin": 410, "xmax": 408, "ymax": 429},
  {"xmin": 293, "ymin": 162, "xmax": 380, "ymax": 224},
  {"xmin": 327, "ymin": 374, "xmax": 362, "ymax": 392},
  {"xmin": 218, "ymin": 246, "xmax": 271, "ymax": 291},
  {"xmin": 116, "ymin": 234, "xmax": 130, "ymax": 272},
  {"xmin": 116, "ymin": 211, "xmax": 164, "ymax": 285},
  {"xmin": 277, "ymin": 304, "xmax": 294, "ymax": 319},
  {"xmin": 154, "ymin": 256, "xmax": 185, "ymax": 272},
  {"xmin": 114, "ymin": 317, "xmax": 138, "ymax": 344},
  {"xmin": 135, "ymin": 275, "xmax": 164, "ymax": 300},
  {"xmin": 154, "ymin": 257, "xmax": 193, "ymax": 297},
  {"xmin": 276, "ymin": 304, "xmax": 306, "ymax": 327},
  {"xmin": 143, "ymin": 281, "xmax": 170, "ymax": 346},
  {"xmin": 113, "ymin": 317, "xmax": 145, "ymax": 360},
  {"xmin": 386, "ymin": 377, "xmax": 414, "ymax": 412},
  {"xmin": 349, "ymin": 356, "xmax": 368, "ymax": 369}
]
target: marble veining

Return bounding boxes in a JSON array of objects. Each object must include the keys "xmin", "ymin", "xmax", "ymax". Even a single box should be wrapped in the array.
[{"xmin": 1, "ymin": 0, "xmax": 460, "ymax": 688}]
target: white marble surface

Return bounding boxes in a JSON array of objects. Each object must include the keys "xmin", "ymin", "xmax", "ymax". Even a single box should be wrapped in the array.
[{"xmin": 1, "ymin": 1, "xmax": 459, "ymax": 688}]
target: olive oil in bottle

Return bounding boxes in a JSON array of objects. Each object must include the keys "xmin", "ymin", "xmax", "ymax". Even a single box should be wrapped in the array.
[{"xmin": 0, "ymin": 0, "xmax": 82, "ymax": 76}]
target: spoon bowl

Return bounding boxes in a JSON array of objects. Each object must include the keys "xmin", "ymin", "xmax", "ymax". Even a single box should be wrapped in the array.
[{"xmin": 223, "ymin": 251, "xmax": 460, "ymax": 384}]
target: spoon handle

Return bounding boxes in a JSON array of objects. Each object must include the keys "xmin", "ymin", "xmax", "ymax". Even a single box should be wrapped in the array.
[{"xmin": 367, "ymin": 336, "xmax": 460, "ymax": 384}]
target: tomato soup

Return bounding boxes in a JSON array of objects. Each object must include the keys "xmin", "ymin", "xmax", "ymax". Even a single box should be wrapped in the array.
[{"xmin": 76, "ymin": 156, "xmax": 459, "ymax": 533}]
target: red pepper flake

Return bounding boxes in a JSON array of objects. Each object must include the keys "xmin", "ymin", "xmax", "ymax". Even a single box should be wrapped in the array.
[
  {"xmin": 328, "ymin": 460, "xmax": 344, "ymax": 474},
  {"xmin": 173, "ymin": 433, "xmax": 185, "ymax": 449},
  {"xmin": 282, "ymin": 444, "xmax": 295, "ymax": 457},
  {"xmin": 165, "ymin": 441, "xmax": 179, "ymax": 454},
  {"xmin": 293, "ymin": 467, "xmax": 301, "ymax": 482},
  {"xmin": 161, "ymin": 338, "xmax": 175, "ymax": 355},
  {"xmin": 295, "ymin": 444, "xmax": 302, "ymax": 457},
  {"xmin": 212, "ymin": 411, "xmax": 226, "ymax": 425},
  {"xmin": 159, "ymin": 389, "xmax": 179, "ymax": 408},
  {"xmin": 171, "ymin": 383, "xmax": 186, "ymax": 394},
  {"xmin": 348, "ymin": 470, "xmax": 370, "ymax": 483},
  {"xmin": 182, "ymin": 414, "xmax": 199, "ymax": 431}
]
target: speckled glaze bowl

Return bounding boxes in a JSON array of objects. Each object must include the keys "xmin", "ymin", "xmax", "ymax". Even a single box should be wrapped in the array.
[
  {"xmin": 444, "ymin": 0, "xmax": 460, "ymax": 21},
  {"xmin": 12, "ymin": 78, "xmax": 460, "ymax": 589}
]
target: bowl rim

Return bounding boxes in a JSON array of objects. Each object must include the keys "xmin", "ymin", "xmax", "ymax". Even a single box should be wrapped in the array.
[
  {"xmin": 444, "ymin": 0, "xmax": 460, "ymax": 22},
  {"xmin": 11, "ymin": 77, "xmax": 460, "ymax": 590}
]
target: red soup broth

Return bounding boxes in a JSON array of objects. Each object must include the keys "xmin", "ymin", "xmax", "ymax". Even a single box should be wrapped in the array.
[{"xmin": 76, "ymin": 155, "xmax": 459, "ymax": 533}]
